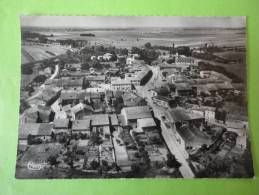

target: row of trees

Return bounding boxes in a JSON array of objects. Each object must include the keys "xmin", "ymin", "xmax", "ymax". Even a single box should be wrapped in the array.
[
  {"xmin": 22, "ymin": 30, "xmax": 49, "ymax": 43},
  {"xmin": 198, "ymin": 61, "xmax": 243, "ymax": 83}
]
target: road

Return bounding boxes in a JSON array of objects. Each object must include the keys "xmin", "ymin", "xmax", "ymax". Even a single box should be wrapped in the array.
[
  {"xmin": 151, "ymin": 102, "xmax": 195, "ymax": 178},
  {"xmin": 27, "ymin": 64, "xmax": 59, "ymax": 102},
  {"xmin": 136, "ymin": 65, "xmax": 195, "ymax": 178}
]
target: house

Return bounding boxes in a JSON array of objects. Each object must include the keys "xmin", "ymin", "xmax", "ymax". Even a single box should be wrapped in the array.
[
  {"xmin": 107, "ymin": 68, "xmax": 120, "ymax": 76},
  {"xmin": 165, "ymin": 108, "xmax": 205, "ymax": 129},
  {"xmin": 111, "ymin": 78, "xmax": 132, "ymax": 91},
  {"xmin": 91, "ymin": 56, "xmax": 96, "ymax": 61},
  {"xmin": 103, "ymin": 53, "xmax": 113, "ymax": 61},
  {"xmin": 122, "ymin": 92, "xmax": 147, "ymax": 107},
  {"xmin": 174, "ymin": 125, "xmax": 211, "ymax": 157},
  {"xmin": 60, "ymin": 90, "xmax": 84, "ymax": 106},
  {"xmin": 121, "ymin": 106, "xmax": 152, "ymax": 128},
  {"xmin": 90, "ymin": 114, "xmax": 111, "ymax": 139},
  {"xmin": 109, "ymin": 114, "xmax": 119, "ymax": 131},
  {"xmin": 152, "ymin": 95, "xmax": 176, "ymax": 108},
  {"xmin": 97, "ymin": 55, "xmax": 103, "ymax": 61},
  {"xmin": 72, "ymin": 119, "xmax": 91, "ymax": 135},
  {"xmin": 84, "ymin": 75, "xmax": 106, "ymax": 85},
  {"xmin": 39, "ymin": 87, "xmax": 61, "ymax": 106},
  {"xmin": 173, "ymin": 83, "xmax": 193, "ymax": 96},
  {"xmin": 117, "ymin": 55, "xmax": 127, "ymax": 64},
  {"xmin": 53, "ymin": 118, "xmax": 70, "ymax": 132},
  {"xmin": 19, "ymin": 123, "xmax": 52, "ymax": 145},
  {"xmin": 189, "ymin": 106, "xmax": 216, "ymax": 122},
  {"xmin": 56, "ymin": 78, "xmax": 83, "ymax": 90},
  {"xmin": 126, "ymin": 57, "xmax": 135, "ymax": 65},
  {"xmin": 105, "ymin": 90, "xmax": 114, "ymax": 105},
  {"xmin": 124, "ymin": 74, "xmax": 141, "ymax": 86},
  {"xmin": 71, "ymin": 103, "xmax": 93, "ymax": 119},
  {"xmin": 161, "ymin": 108, "xmax": 209, "ymax": 159},
  {"xmin": 137, "ymin": 118, "xmax": 157, "ymax": 132},
  {"xmin": 194, "ymin": 84, "xmax": 211, "ymax": 96},
  {"xmin": 150, "ymin": 87, "xmax": 170, "ymax": 97},
  {"xmin": 21, "ymin": 105, "xmax": 53, "ymax": 123},
  {"xmin": 67, "ymin": 63, "xmax": 81, "ymax": 71},
  {"xmin": 171, "ymin": 75, "xmax": 188, "ymax": 83},
  {"xmin": 175, "ymin": 53, "xmax": 196, "ymax": 65}
]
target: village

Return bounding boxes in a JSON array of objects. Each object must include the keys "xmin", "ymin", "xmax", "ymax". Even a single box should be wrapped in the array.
[{"xmin": 16, "ymin": 31, "xmax": 252, "ymax": 178}]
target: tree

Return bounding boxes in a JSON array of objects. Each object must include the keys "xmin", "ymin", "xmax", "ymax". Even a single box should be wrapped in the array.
[
  {"xmin": 49, "ymin": 111, "xmax": 55, "ymax": 122},
  {"xmin": 21, "ymin": 64, "xmax": 33, "ymax": 75},
  {"xmin": 90, "ymin": 132, "xmax": 103, "ymax": 145},
  {"xmin": 120, "ymin": 48, "xmax": 128, "ymax": 55},
  {"xmin": 140, "ymin": 70, "xmax": 153, "ymax": 86},
  {"xmin": 47, "ymin": 155, "xmax": 59, "ymax": 167},
  {"xmin": 101, "ymin": 160, "xmax": 109, "ymax": 171},
  {"xmin": 90, "ymin": 160, "xmax": 99, "ymax": 170},
  {"xmin": 66, "ymin": 49, "xmax": 72, "ymax": 57},
  {"xmin": 144, "ymin": 42, "xmax": 152, "ymax": 49},
  {"xmin": 110, "ymin": 54, "xmax": 117, "ymax": 61},
  {"xmin": 82, "ymin": 78, "xmax": 90, "ymax": 89},
  {"xmin": 134, "ymin": 152, "xmax": 141, "ymax": 158},
  {"xmin": 27, "ymin": 134, "xmax": 42, "ymax": 145},
  {"xmin": 33, "ymin": 75, "xmax": 47, "ymax": 84},
  {"xmin": 36, "ymin": 111, "xmax": 43, "ymax": 123},
  {"xmin": 141, "ymin": 49, "xmax": 159, "ymax": 64},
  {"xmin": 131, "ymin": 163, "xmax": 141, "ymax": 174},
  {"xmin": 166, "ymin": 153, "xmax": 181, "ymax": 168},
  {"xmin": 131, "ymin": 47, "xmax": 142, "ymax": 55},
  {"xmin": 92, "ymin": 60, "xmax": 103, "ymax": 70},
  {"xmin": 51, "ymin": 131, "xmax": 56, "ymax": 142},
  {"xmin": 38, "ymin": 36, "xmax": 48, "ymax": 43},
  {"xmin": 81, "ymin": 62, "xmax": 90, "ymax": 70},
  {"xmin": 27, "ymin": 134, "xmax": 34, "ymax": 145},
  {"xmin": 167, "ymin": 57, "xmax": 175, "ymax": 64},
  {"xmin": 19, "ymin": 99, "xmax": 30, "ymax": 114},
  {"xmin": 176, "ymin": 46, "xmax": 191, "ymax": 56}
]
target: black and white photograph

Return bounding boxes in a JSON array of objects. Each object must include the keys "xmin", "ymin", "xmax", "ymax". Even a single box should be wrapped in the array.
[{"xmin": 16, "ymin": 16, "xmax": 254, "ymax": 179}]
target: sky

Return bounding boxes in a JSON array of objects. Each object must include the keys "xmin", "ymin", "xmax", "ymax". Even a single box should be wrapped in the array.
[{"xmin": 20, "ymin": 16, "xmax": 246, "ymax": 28}]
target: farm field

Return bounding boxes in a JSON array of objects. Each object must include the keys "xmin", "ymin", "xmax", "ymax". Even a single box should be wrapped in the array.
[
  {"xmin": 22, "ymin": 44, "xmax": 67, "ymax": 64},
  {"xmin": 42, "ymin": 27, "xmax": 246, "ymax": 49}
]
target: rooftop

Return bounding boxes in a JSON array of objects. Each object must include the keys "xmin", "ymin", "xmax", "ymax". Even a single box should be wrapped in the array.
[
  {"xmin": 85, "ymin": 75, "xmax": 105, "ymax": 81},
  {"xmin": 19, "ymin": 123, "xmax": 52, "ymax": 139},
  {"xmin": 60, "ymin": 91, "xmax": 80, "ymax": 100},
  {"xmin": 153, "ymin": 95, "xmax": 173, "ymax": 102},
  {"xmin": 137, "ymin": 118, "xmax": 156, "ymax": 129},
  {"xmin": 111, "ymin": 78, "xmax": 131, "ymax": 85},
  {"xmin": 173, "ymin": 83, "xmax": 192, "ymax": 90},
  {"xmin": 110, "ymin": 114, "xmax": 119, "ymax": 126},
  {"xmin": 122, "ymin": 106, "xmax": 152, "ymax": 120},
  {"xmin": 72, "ymin": 119, "xmax": 91, "ymax": 131},
  {"xmin": 53, "ymin": 118, "xmax": 69, "ymax": 129},
  {"xmin": 167, "ymin": 108, "xmax": 204, "ymax": 122},
  {"xmin": 176, "ymin": 125, "xmax": 211, "ymax": 147},
  {"xmin": 91, "ymin": 114, "xmax": 110, "ymax": 126}
]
